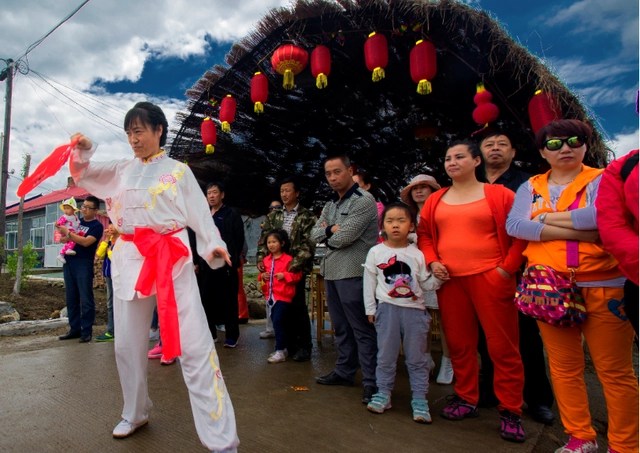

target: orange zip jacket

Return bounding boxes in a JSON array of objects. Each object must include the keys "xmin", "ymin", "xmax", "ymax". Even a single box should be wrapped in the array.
[
  {"xmin": 417, "ymin": 184, "xmax": 527, "ymax": 275},
  {"xmin": 524, "ymin": 166, "xmax": 620, "ymax": 281}
]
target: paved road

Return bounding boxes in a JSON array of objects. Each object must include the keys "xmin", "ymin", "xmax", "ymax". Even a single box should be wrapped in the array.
[{"xmin": 1, "ymin": 321, "xmax": 543, "ymax": 452}]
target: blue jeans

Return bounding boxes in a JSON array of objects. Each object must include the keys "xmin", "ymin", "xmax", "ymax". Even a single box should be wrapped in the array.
[
  {"xmin": 271, "ymin": 301, "xmax": 290, "ymax": 351},
  {"xmin": 63, "ymin": 257, "xmax": 96, "ymax": 336},
  {"xmin": 105, "ymin": 276, "xmax": 114, "ymax": 335}
]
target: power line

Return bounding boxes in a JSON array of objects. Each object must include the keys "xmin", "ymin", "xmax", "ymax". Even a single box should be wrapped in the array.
[
  {"xmin": 26, "ymin": 72, "xmax": 127, "ymax": 142},
  {"xmin": 13, "ymin": 0, "xmax": 92, "ymax": 62},
  {"xmin": 30, "ymin": 69, "xmax": 127, "ymax": 117},
  {"xmin": 25, "ymin": 75, "xmax": 72, "ymax": 136}
]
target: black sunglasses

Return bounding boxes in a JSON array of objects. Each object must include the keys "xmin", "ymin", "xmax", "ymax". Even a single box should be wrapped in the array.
[
  {"xmin": 544, "ymin": 135, "xmax": 586, "ymax": 151},
  {"xmin": 268, "ymin": 205, "xmax": 282, "ymax": 211}
]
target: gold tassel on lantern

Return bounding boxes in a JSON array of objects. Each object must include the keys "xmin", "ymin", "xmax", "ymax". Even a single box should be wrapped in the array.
[
  {"xmin": 254, "ymin": 102, "xmax": 264, "ymax": 114},
  {"xmin": 205, "ymin": 145, "xmax": 215, "ymax": 154},
  {"xmin": 417, "ymin": 80, "xmax": 432, "ymax": 95},
  {"xmin": 372, "ymin": 67, "xmax": 385, "ymax": 82},
  {"xmin": 221, "ymin": 122, "xmax": 231, "ymax": 133},
  {"xmin": 283, "ymin": 69, "xmax": 294, "ymax": 90},
  {"xmin": 316, "ymin": 73, "xmax": 328, "ymax": 89}
]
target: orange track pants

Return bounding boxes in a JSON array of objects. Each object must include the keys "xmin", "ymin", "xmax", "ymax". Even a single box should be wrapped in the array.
[
  {"xmin": 538, "ymin": 286, "xmax": 639, "ymax": 453},
  {"xmin": 437, "ymin": 268, "xmax": 524, "ymax": 414}
]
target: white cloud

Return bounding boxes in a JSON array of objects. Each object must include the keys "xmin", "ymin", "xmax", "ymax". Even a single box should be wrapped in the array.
[
  {"xmin": 0, "ymin": 0, "xmax": 292, "ymax": 204},
  {"xmin": 546, "ymin": 0, "xmax": 638, "ymax": 54},
  {"xmin": 576, "ymin": 85, "xmax": 638, "ymax": 107},
  {"xmin": 551, "ymin": 58, "xmax": 636, "ymax": 86},
  {"xmin": 608, "ymin": 129, "xmax": 640, "ymax": 158}
]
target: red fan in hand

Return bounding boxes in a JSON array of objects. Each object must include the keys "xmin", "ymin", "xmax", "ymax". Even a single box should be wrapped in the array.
[{"xmin": 17, "ymin": 138, "xmax": 79, "ymax": 198}]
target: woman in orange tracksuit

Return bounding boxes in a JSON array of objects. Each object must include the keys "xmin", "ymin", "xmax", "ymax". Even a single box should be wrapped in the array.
[
  {"xmin": 506, "ymin": 119, "xmax": 638, "ymax": 453},
  {"xmin": 418, "ymin": 139, "xmax": 527, "ymax": 443}
]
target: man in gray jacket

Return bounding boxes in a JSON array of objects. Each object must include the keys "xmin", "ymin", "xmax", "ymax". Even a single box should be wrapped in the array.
[{"xmin": 310, "ymin": 155, "xmax": 379, "ymax": 404}]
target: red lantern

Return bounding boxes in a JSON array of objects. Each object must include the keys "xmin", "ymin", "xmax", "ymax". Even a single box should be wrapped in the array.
[
  {"xmin": 472, "ymin": 83, "xmax": 499, "ymax": 126},
  {"xmin": 219, "ymin": 95, "xmax": 236, "ymax": 132},
  {"xmin": 311, "ymin": 45, "xmax": 331, "ymax": 89},
  {"xmin": 251, "ymin": 72, "xmax": 268, "ymax": 114},
  {"xmin": 364, "ymin": 32, "xmax": 388, "ymax": 82},
  {"xmin": 528, "ymin": 90, "xmax": 561, "ymax": 133},
  {"xmin": 410, "ymin": 40, "xmax": 437, "ymax": 95},
  {"xmin": 201, "ymin": 117, "xmax": 216, "ymax": 154},
  {"xmin": 271, "ymin": 44, "xmax": 308, "ymax": 90}
]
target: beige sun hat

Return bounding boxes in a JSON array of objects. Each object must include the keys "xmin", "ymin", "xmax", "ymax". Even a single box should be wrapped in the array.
[
  {"xmin": 59, "ymin": 197, "xmax": 79, "ymax": 212},
  {"xmin": 400, "ymin": 175, "xmax": 442, "ymax": 206}
]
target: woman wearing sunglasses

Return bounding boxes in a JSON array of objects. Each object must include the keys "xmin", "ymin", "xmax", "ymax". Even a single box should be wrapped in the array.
[{"xmin": 506, "ymin": 119, "xmax": 638, "ymax": 453}]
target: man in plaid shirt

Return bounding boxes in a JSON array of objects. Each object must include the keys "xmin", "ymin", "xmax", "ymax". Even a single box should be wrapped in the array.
[
  {"xmin": 310, "ymin": 155, "xmax": 379, "ymax": 404},
  {"xmin": 257, "ymin": 177, "xmax": 317, "ymax": 362}
]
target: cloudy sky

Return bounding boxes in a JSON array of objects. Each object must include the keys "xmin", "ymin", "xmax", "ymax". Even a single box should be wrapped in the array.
[{"xmin": 0, "ymin": 0, "xmax": 637, "ymax": 204}]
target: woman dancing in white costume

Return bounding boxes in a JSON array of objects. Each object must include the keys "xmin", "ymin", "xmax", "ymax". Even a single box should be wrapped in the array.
[{"xmin": 70, "ymin": 102, "xmax": 239, "ymax": 453}]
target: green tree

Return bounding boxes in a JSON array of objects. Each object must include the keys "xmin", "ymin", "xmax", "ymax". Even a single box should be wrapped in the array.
[{"xmin": 7, "ymin": 241, "xmax": 39, "ymax": 290}]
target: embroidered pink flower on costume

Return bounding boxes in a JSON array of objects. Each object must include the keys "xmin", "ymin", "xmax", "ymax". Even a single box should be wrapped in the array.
[
  {"xmin": 105, "ymin": 197, "xmax": 112, "ymax": 211},
  {"xmin": 159, "ymin": 174, "xmax": 177, "ymax": 184},
  {"xmin": 117, "ymin": 218, "xmax": 123, "ymax": 227},
  {"xmin": 216, "ymin": 370, "xmax": 223, "ymax": 379}
]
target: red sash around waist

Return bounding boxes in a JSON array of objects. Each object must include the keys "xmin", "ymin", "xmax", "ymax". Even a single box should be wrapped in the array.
[{"xmin": 120, "ymin": 227, "xmax": 187, "ymax": 359}]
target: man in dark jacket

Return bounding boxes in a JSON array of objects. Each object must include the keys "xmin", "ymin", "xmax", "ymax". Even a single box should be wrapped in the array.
[
  {"xmin": 201, "ymin": 182, "xmax": 245, "ymax": 348},
  {"xmin": 257, "ymin": 177, "xmax": 317, "ymax": 361}
]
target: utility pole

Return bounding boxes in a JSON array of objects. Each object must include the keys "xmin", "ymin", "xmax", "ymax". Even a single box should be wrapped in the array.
[
  {"xmin": 13, "ymin": 153, "xmax": 31, "ymax": 295},
  {"xmin": 0, "ymin": 59, "xmax": 15, "ymax": 271}
]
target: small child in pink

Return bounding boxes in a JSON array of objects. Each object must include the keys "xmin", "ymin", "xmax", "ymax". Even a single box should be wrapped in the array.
[{"xmin": 56, "ymin": 197, "xmax": 83, "ymax": 264}]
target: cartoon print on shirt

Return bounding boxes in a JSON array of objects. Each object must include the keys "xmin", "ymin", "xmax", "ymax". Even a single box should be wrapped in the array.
[{"xmin": 377, "ymin": 255, "xmax": 417, "ymax": 299}]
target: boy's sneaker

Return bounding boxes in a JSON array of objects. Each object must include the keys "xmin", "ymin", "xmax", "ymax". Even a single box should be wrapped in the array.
[
  {"xmin": 223, "ymin": 339, "xmax": 238, "ymax": 348},
  {"xmin": 56, "ymin": 255, "xmax": 66, "ymax": 264},
  {"xmin": 148, "ymin": 343, "xmax": 163, "ymax": 359},
  {"xmin": 160, "ymin": 356, "xmax": 176, "ymax": 366},
  {"xmin": 440, "ymin": 395, "xmax": 479, "ymax": 420},
  {"xmin": 499, "ymin": 410, "xmax": 525, "ymax": 443},
  {"xmin": 65, "ymin": 249, "xmax": 76, "ymax": 255},
  {"xmin": 217, "ymin": 325, "xmax": 226, "ymax": 332},
  {"xmin": 555, "ymin": 436, "xmax": 598, "ymax": 453},
  {"xmin": 411, "ymin": 398, "xmax": 432, "ymax": 424},
  {"xmin": 259, "ymin": 330, "xmax": 275, "ymax": 339},
  {"xmin": 96, "ymin": 332, "xmax": 114, "ymax": 342},
  {"xmin": 367, "ymin": 393, "xmax": 392, "ymax": 414},
  {"xmin": 149, "ymin": 329, "xmax": 160, "ymax": 341},
  {"xmin": 267, "ymin": 350, "xmax": 286, "ymax": 363}
]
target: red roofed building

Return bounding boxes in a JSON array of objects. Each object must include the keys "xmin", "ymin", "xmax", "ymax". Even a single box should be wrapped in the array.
[{"xmin": 5, "ymin": 178, "xmax": 107, "ymax": 267}]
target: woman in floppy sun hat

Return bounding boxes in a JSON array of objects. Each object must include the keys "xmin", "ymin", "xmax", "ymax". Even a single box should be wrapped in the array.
[{"xmin": 400, "ymin": 175, "xmax": 441, "ymax": 221}]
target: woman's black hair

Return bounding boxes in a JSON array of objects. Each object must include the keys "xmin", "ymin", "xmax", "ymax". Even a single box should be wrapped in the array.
[
  {"xmin": 447, "ymin": 139, "xmax": 487, "ymax": 183},
  {"xmin": 265, "ymin": 228, "xmax": 290, "ymax": 254},
  {"xmin": 379, "ymin": 202, "xmax": 415, "ymax": 239},
  {"xmin": 354, "ymin": 169, "xmax": 381, "ymax": 199},
  {"xmin": 124, "ymin": 102, "xmax": 169, "ymax": 147}
]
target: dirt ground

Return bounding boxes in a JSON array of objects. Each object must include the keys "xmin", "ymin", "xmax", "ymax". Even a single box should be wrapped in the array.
[
  {"xmin": 1, "ymin": 272, "xmax": 637, "ymax": 452},
  {"xmin": 0, "ymin": 273, "xmax": 108, "ymax": 323}
]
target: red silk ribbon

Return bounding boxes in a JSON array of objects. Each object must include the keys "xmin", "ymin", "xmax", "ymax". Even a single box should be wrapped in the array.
[{"xmin": 120, "ymin": 227, "xmax": 188, "ymax": 359}]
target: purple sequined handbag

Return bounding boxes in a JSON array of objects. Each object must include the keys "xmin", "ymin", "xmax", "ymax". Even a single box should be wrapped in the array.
[
  {"xmin": 514, "ymin": 188, "xmax": 586, "ymax": 328},
  {"xmin": 515, "ymin": 264, "xmax": 586, "ymax": 327}
]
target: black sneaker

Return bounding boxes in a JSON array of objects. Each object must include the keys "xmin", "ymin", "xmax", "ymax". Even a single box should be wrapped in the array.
[
  {"xmin": 362, "ymin": 385, "xmax": 378, "ymax": 404},
  {"xmin": 292, "ymin": 349, "xmax": 311, "ymax": 362},
  {"xmin": 315, "ymin": 371, "xmax": 354, "ymax": 386}
]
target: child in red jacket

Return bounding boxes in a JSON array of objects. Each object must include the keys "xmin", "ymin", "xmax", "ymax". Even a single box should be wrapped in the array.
[{"xmin": 258, "ymin": 229, "xmax": 302, "ymax": 363}]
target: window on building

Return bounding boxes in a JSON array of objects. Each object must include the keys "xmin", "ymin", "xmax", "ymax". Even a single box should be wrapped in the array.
[
  {"xmin": 30, "ymin": 217, "xmax": 45, "ymax": 249},
  {"xmin": 46, "ymin": 203, "xmax": 60, "ymax": 246},
  {"xmin": 5, "ymin": 222, "xmax": 17, "ymax": 250}
]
